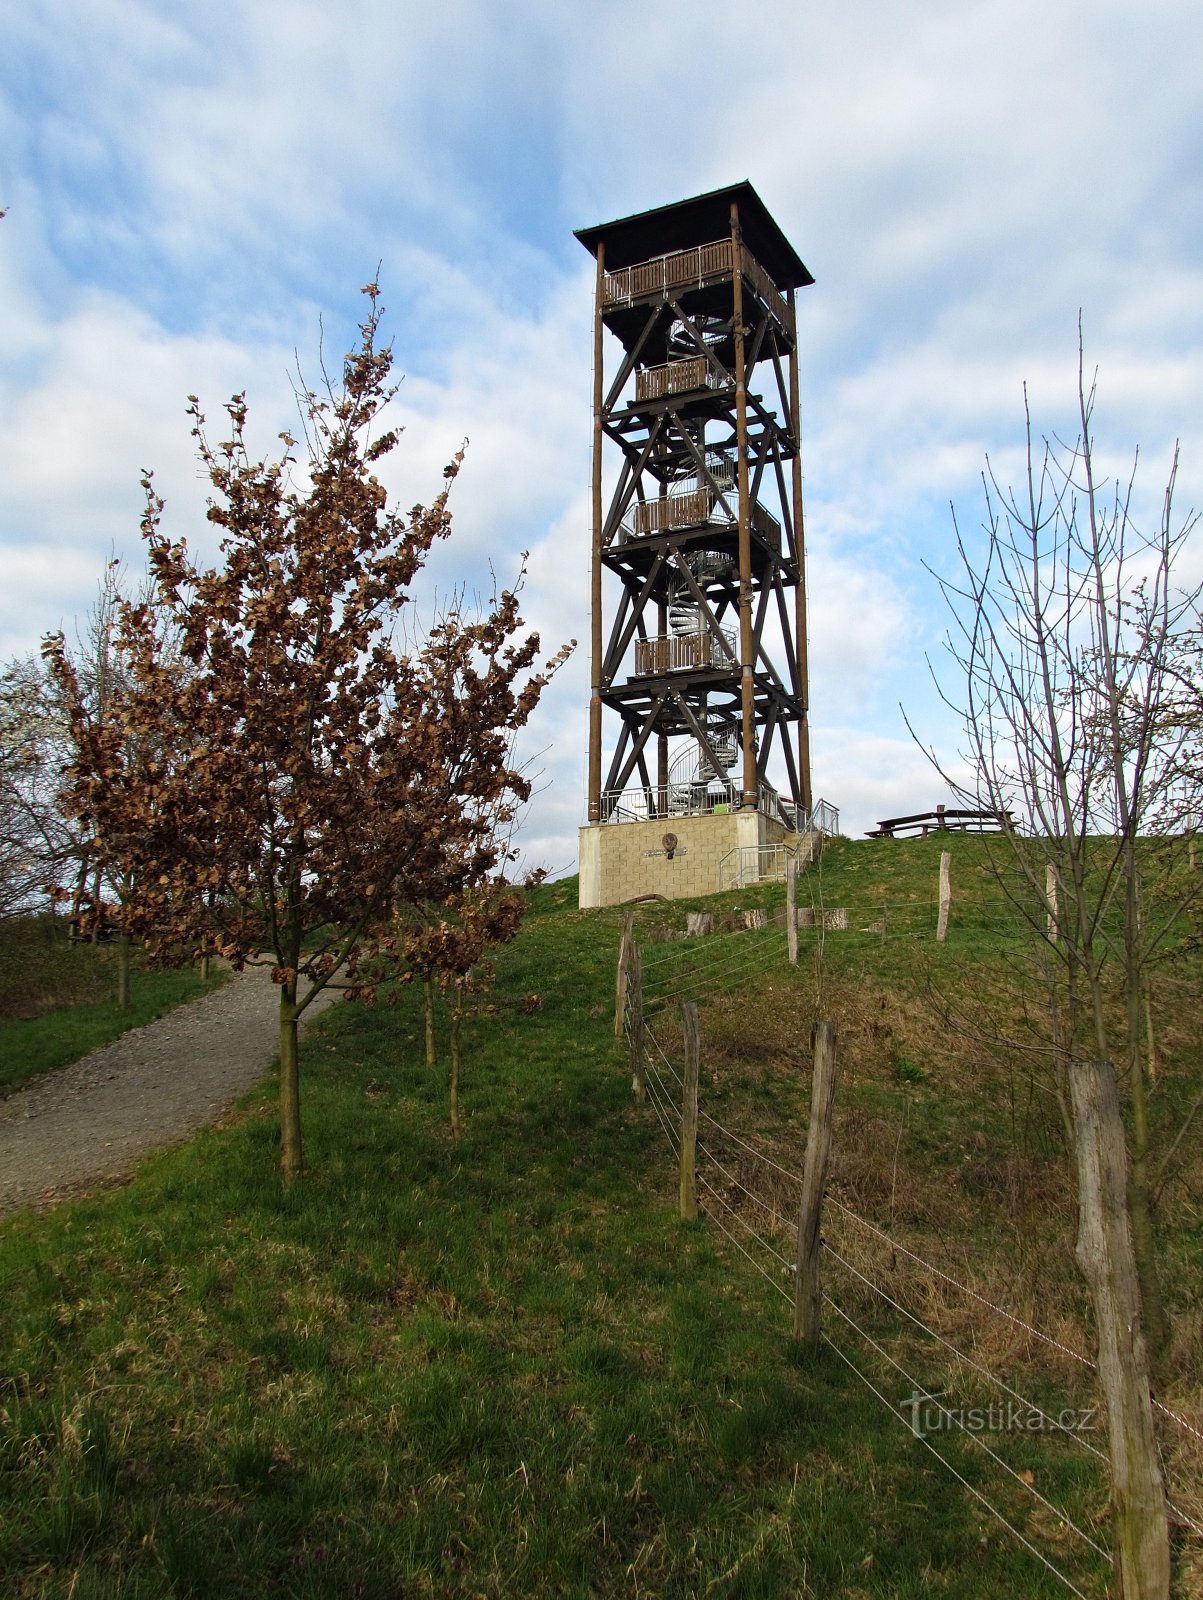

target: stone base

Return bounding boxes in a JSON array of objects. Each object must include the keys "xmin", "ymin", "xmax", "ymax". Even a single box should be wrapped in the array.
[{"xmin": 577, "ymin": 810, "xmax": 787, "ymax": 909}]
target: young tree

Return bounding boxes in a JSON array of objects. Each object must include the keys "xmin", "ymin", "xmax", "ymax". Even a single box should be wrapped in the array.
[
  {"xmin": 47, "ymin": 286, "xmax": 570, "ymax": 1183},
  {"xmin": 393, "ymin": 872, "xmax": 533, "ymax": 1138},
  {"xmin": 920, "ymin": 338, "xmax": 1200, "ymax": 1600}
]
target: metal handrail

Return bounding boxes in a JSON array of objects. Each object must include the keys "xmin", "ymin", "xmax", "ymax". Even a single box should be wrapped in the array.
[
  {"xmin": 599, "ymin": 778, "xmax": 781, "ymax": 824},
  {"xmin": 718, "ymin": 842, "xmax": 795, "ymax": 891}
]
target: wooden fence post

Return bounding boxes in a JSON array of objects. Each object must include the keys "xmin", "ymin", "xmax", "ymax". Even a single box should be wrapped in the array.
[
  {"xmin": 1069, "ymin": 1057, "xmax": 1169, "ymax": 1598},
  {"xmin": 936, "ymin": 851, "xmax": 952, "ymax": 942},
  {"xmin": 794, "ymin": 1021, "xmax": 839, "ymax": 1342},
  {"xmin": 615, "ymin": 908, "xmax": 633, "ymax": 1036},
  {"xmin": 680, "ymin": 1001, "xmax": 700, "ymax": 1220},
  {"xmin": 629, "ymin": 938, "xmax": 645, "ymax": 1104},
  {"xmin": 1045, "ymin": 864, "xmax": 1061, "ymax": 943},
  {"xmin": 786, "ymin": 856, "xmax": 798, "ymax": 965}
]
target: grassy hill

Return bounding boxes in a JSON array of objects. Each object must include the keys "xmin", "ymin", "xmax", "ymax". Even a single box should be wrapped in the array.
[
  {"xmin": 0, "ymin": 837, "xmax": 1199, "ymax": 1597},
  {"xmin": 0, "ymin": 915, "xmax": 228, "ymax": 1096}
]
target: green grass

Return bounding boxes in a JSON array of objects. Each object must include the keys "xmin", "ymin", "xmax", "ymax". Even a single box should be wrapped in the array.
[
  {"xmin": 0, "ymin": 917, "xmax": 228, "ymax": 1095},
  {"xmin": 0, "ymin": 851, "xmax": 1195, "ymax": 1596}
]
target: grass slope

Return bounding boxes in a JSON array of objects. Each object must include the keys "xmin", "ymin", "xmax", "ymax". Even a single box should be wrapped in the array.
[{"xmin": 0, "ymin": 846, "xmax": 1197, "ymax": 1597}]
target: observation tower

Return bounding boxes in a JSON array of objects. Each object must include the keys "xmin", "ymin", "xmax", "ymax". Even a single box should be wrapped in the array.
[{"xmin": 576, "ymin": 183, "xmax": 817, "ymax": 907}]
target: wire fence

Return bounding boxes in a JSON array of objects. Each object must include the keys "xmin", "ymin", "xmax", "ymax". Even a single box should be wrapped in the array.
[{"xmin": 620, "ymin": 927, "xmax": 1203, "ymax": 1595}]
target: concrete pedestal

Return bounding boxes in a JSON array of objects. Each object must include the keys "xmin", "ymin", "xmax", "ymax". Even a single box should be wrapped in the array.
[{"xmin": 577, "ymin": 809, "xmax": 786, "ymax": 908}]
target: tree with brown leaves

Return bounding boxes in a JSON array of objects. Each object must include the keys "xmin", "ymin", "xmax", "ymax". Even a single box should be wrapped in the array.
[{"xmin": 47, "ymin": 286, "xmax": 571, "ymax": 1182}]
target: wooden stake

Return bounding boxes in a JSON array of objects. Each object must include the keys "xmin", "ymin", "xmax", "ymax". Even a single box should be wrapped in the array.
[
  {"xmin": 1069, "ymin": 1057, "xmax": 1170, "ymax": 1598},
  {"xmin": 679, "ymin": 1002, "xmax": 700, "ymax": 1220},
  {"xmin": 629, "ymin": 939, "xmax": 645, "ymax": 1104},
  {"xmin": 936, "ymin": 851, "xmax": 952, "ymax": 942},
  {"xmin": 786, "ymin": 855, "xmax": 798, "ymax": 965},
  {"xmin": 1045, "ymin": 863, "xmax": 1061, "ymax": 943},
  {"xmin": 794, "ymin": 1021, "xmax": 838, "ymax": 1341},
  {"xmin": 615, "ymin": 908, "xmax": 633, "ymax": 1037}
]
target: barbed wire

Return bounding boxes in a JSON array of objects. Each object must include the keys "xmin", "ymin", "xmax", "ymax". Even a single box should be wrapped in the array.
[{"xmin": 670, "ymin": 1071, "xmax": 1203, "ymax": 1542}]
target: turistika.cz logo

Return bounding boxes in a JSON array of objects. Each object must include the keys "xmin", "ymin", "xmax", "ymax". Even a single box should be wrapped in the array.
[{"xmin": 902, "ymin": 1393, "xmax": 1098, "ymax": 1439}]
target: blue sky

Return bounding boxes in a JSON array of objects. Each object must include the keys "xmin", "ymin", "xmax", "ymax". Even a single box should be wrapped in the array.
[{"xmin": 3, "ymin": 0, "xmax": 1202, "ymax": 869}]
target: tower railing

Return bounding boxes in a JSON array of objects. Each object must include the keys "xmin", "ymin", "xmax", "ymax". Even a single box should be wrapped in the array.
[
  {"xmin": 623, "ymin": 489, "xmax": 781, "ymax": 549},
  {"xmin": 600, "ymin": 778, "xmax": 782, "ymax": 824},
  {"xmin": 633, "ymin": 629, "xmax": 737, "ymax": 677},
  {"xmin": 634, "ymin": 356, "xmax": 728, "ymax": 403},
  {"xmin": 601, "ymin": 240, "xmax": 794, "ymax": 334}
]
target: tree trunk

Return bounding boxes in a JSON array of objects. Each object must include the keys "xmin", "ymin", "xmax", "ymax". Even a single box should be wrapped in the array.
[
  {"xmin": 1126, "ymin": 872, "xmax": 1169, "ymax": 1380},
  {"xmin": 278, "ymin": 977, "xmax": 303, "ymax": 1184},
  {"xmin": 449, "ymin": 997, "xmax": 462, "ymax": 1140},
  {"xmin": 1069, "ymin": 1056, "xmax": 1169, "ymax": 1599},
  {"xmin": 116, "ymin": 933, "xmax": 131, "ymax": 1012},
  {"xmin": 423, "ymin": 976, "xmax": 436, "ymax": 1069}
]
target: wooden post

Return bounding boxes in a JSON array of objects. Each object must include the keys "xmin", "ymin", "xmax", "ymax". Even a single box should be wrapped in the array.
[
  {"xmin": 629, "ymin": 939, "xmax": 645, "ymax": 1104},
  {"xmin": 587, "ymin": 241, "xmax": 605, "ymax": 822},
  {"xmin": 788, "ymin": 288, "xmax": 812, "ymax": 818},
  {"xmin": 730, "ymin": 201, "xmax": 757, "ymax": 810},
  {"xmin": 679, "ymin": 1002, "xmax": 700, "ymax": 1220},
  {"xmin": 786, "ymin": 855, "xmax": 798, "ymax": 965},
  {"xmin": 1045, "ymin": 863, "xmax": 1061, "ymax": 943},
  {"xmin": 615, "ymin": 908, "xmax": 633, "ymax": 1037},
  {"xmin": 936, "ymin": 851, "xmax": 952, "ymax": 942},
  {"xmin": 794, "ymin": 1021, "xmax": 839, "ymax": 1341},
  {"xmin": 1069, "ymin": 1058, "xmax": 1170, "ymax": 1598}
]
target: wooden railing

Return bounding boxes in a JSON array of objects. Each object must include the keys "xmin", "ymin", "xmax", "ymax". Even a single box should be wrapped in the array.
[
  {"xmin": 631, "ymin": 489, "xmax": 715, "ymax": 536},
  {"xmin": 634, "ymin": 356, "xmax": 722, "ymax": 402},
  {"xmin": 625, "ymin": 489, "xmax": 779, "ymax": 545},
  {"xmin": 633, "ymin": 630, "xmax": 737, "ymax": 677},
  {"xmin": 602, "ymin": 240, "xmax": 794, "ymax": 334},
  {"xmin": 603, "ymin": 240, "xmax": 732, "ymax": 307}
]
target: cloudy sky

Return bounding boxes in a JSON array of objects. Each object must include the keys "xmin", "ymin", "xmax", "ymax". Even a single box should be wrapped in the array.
[{"xmin": 3, "ymin": 0, "xmax": 1201, "ymax": 870}]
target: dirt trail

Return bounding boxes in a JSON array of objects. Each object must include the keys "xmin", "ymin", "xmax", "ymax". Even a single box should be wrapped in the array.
[{"xmin": 0, "ymin": 968, "xmax": 339, "ymax": 1216}]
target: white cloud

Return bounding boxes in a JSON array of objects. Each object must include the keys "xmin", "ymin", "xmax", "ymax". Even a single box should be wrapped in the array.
[{"xmin": 2, "ymin": 0, "xmax": 1201, "ymax": 877}]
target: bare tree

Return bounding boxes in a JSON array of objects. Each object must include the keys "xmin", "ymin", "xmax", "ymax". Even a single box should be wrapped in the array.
[
  {"xmin": 918, "ymin": 334, "xmax": 1200, "ymax": 1600},
  {"xmin": 0, "ymin": 654, "xmax": 73, "ymax": 919}
]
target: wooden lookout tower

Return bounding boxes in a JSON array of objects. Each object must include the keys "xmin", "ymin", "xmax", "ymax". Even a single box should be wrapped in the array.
[{"xmin": 576, "ymin": 183, "xmax": 816, "ymax": 908}]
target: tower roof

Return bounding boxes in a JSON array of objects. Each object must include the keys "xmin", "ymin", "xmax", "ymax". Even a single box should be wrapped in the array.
[{"xmin": 575, "ymin": 181, "xmax": 813, "ymax": 291}]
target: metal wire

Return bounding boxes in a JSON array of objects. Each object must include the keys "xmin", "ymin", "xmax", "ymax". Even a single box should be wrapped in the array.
[
  {"xmin": 818, "ymin": 1322, "xmax": 1096, "ymax": 1599},
  {"xmin": 821, "ymin": 1239, "xmax": 1108, "ymax": 1463},
  {"xmin": 823, "ymin": 1194, "xmax": 1097, "ymax": 1370},
  {"xmin": 822, "ymin": 1296, "xmax": 1110, "ymax": 1564},
  {"xmin": 696, "ymin": 1171, "xmax": 794, "ymax": 1273}
]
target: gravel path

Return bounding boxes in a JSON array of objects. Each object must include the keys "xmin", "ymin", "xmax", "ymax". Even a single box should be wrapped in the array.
[{"xmin": 0, "ymin": 968, "xmax": 340, "ymax": 1216}]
